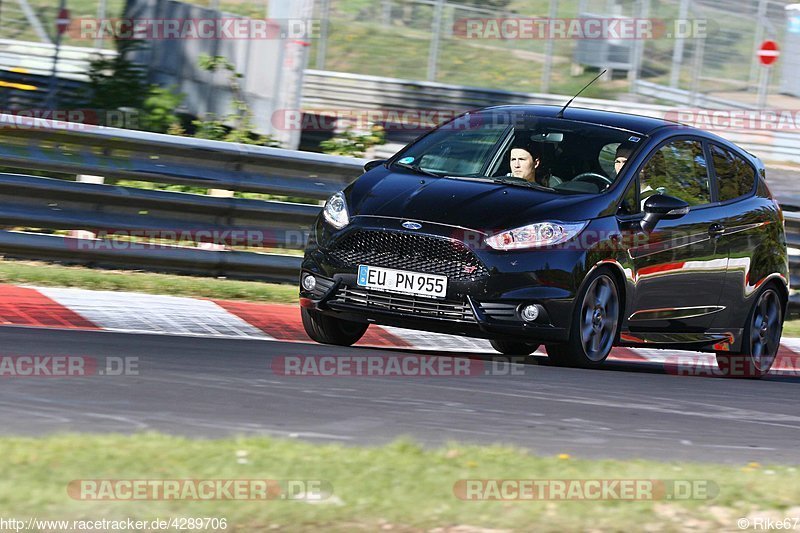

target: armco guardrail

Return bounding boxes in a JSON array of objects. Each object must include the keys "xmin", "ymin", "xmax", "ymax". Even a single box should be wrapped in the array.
[
  {"xmin": 0, "ymin": 114, "xmax": 365, "ymax": 200},
  {"xmin": 0, "ymin": 114, "xmax": 367, "ymax": 282},
  {"xmin": 0, "ymin": 39, "xmax": 114, "ymax": 82},
  {"xmin": 783, "ymin": 211, "xmax": 800, "ymax": 289},
  {"xmin": 0, "ymin": 39, "xmax": 111, "ymax": 108}
]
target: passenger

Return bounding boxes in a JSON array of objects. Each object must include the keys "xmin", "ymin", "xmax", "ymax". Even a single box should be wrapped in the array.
[
  {"xmin": 509, "ymin": 142, "xmax": 562, "ymax": 187},
  {"xmin": 614, "ymin": 142, "xmax": 637, "ymax": 176}
]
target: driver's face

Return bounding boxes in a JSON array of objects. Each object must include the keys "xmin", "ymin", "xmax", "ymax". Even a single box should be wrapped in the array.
[
  {"xmin": 614, "ymin": 156, "xmax": 628, "ymax": 175},
  {"xmin": 510, "ymin": 148, "xmax": 539, "ymax": 181}
]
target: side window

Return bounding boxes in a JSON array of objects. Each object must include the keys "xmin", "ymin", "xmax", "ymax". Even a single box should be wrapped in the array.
[
  {"xmin": 618, "ymin": 178, "xmax": 639, "ymax": 215},
  {"xmin": 711, "ymin": 145, "xmax": 756, "ymax": 202},
  {"xmin": 638, "ymin": 139, "xmax": 711, "ymax": 207}
]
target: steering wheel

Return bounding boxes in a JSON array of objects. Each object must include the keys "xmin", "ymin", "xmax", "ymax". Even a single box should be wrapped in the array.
[{"xmin": 572, "ymin": 172, "xmax": 613, "ymax": 191}]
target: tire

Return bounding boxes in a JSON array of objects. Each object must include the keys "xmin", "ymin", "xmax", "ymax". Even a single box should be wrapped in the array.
[
  {"xmin": 545, "ymin": 270, "xmax": 621, "ymax": 368},
  {"xmin": 715, "ymin": 285, "xmax": 783, "ymax": 379},
  {"xmin": 490, "ymin": 339, "xmax": 540, "ymax": 356},
  {"xmin": 301, "ymin": 307, "xmax": 369, "ymax": 346}
]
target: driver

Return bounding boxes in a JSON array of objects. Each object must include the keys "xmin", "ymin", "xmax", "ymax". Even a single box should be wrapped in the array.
[{"xmin": 509, "ymin": 142, "xmax": 562, "ymax": 187}]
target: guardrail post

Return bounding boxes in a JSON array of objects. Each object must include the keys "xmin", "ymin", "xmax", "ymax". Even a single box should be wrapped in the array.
[
  {"xmin": 70, "ymin": 174, "xmax": 105, "ymax": 241},
  {"xmin": 202, "ymin": 188, "xmax": 235, "ymax": 251}
]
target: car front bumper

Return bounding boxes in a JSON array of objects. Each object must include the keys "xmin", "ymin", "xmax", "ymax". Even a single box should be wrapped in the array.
[
  {"xmin": 298, "ymin": 272, "xmax": 569, "ymax": 342},
  {"xmin": 299, "ymin": 216, "xmax": 589, "ymax": 343}
]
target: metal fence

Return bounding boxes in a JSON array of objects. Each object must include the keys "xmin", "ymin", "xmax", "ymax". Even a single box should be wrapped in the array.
[
  {"xmin": 637, "ymin": 0, "xmax": 791, "ymax": 105},
  {"xmin": 302, "ymin": 69, "xmax": 800, "ymax": 165},
  {"xmin": 310, "ymin": 0, "xmax": 796, "ymax": 105},
  {"xmin": 2, "ymin": 0, "xmax": 797, "ymax": 109}
]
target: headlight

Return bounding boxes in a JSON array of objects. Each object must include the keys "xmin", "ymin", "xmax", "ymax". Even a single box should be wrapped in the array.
[
  {"xmin": 485, "ymin": 221, "xmax": 587, "ymax": 251},
  {"xmin": 323, "ymin": 191, "xmax": 350, "ymax": 229}
]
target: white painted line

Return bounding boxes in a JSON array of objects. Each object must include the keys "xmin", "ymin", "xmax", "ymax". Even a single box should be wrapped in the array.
[
  {"xmin": 779, "ymin": 337, "xmax": 800, "ymax": 353},
  {"xmin": 626, "ymin": 348, "xmax": 715, "ymax": 365},
  {"xmin": 36, "ymin": 287, "xmax": 273, "ymax": 339},
  {"xmin": 379, "ymin": 326, "xmax": 496, "ymax": 352}
]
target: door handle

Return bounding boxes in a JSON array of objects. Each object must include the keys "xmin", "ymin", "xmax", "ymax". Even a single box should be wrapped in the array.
[{"xmin": 708, "ymin": 223, "xmax": 725, "ymax": 237}]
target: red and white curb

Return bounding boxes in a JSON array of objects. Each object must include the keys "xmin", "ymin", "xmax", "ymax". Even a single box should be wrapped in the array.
[{"xmin": 1, "ymin": 284, "xmax": 798, "ymax": 373}]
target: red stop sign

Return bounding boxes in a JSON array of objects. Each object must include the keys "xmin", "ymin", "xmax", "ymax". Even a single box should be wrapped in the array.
[
  {"xmin": 757, "ymin": 40, "xmax": 779, "ymax": 66},
  {"xmin": 56, "ymin": 8, "xmax": 70, "ymax": 35}
]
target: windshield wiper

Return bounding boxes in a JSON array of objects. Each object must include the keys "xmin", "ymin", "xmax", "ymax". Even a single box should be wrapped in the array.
[
  {"xmin": 393, "ymin": 161, "xmax": 444, "ymax": 178},
  {"xmin": 492, "ymin": 175, "xmax": 554, "ymax": 192}
]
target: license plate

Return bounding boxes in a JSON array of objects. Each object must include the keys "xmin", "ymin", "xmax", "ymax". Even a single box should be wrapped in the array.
[{"xmin": 357, "ymin": 265, "xmax": 447, "ymax": 298}]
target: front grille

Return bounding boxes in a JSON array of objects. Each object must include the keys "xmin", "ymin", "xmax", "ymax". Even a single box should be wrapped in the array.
[
  {"xmin": 331, "ymin": 286, "xmax": 476, "ymax": 322},
  {"xmin": 328, "ymin": 230, "xmax": 488, "ymax": 282}
]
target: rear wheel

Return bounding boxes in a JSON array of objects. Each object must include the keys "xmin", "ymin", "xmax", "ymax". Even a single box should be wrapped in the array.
[
  {"xmin": 301, "ymin": 307, "xmax": 369, "ymax": 346},
  {"xmin": 490, "ymin": 339, "xmax": 540, "ymax": 356},
  {"xmin": 546, "ymin": 270, "xmax": 620, "ymax": 368},
  {"xmin": 715, "ymin": 286, "xmax": 783, "ymax": 379}
]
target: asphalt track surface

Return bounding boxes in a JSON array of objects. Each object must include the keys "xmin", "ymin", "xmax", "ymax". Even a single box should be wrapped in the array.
[{"xmin": 1, "ymin": 325, "xmax": 799, "ymax": 465}]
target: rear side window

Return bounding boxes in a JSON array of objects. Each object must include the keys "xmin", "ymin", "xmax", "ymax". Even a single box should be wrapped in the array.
[{"xmin": 710, "ymin": 145, "xmax": 756, "ymax": 202}]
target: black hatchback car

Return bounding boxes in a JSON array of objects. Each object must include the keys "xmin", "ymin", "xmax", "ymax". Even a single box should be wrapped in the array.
[{"xmin": 299, "ymin": 106, "xmax": 788, "ymax": 378}]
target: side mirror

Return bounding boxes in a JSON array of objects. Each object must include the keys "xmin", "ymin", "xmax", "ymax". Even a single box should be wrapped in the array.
[
  {"xmin": 364, "ymin": 159, "xmax": 387, "ymax": 172},
  {"xmin": 640, "ymin": 194, "xmax": 689, "ymax": 232}
]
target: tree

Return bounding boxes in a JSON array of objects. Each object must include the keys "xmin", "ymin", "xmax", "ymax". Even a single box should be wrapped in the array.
[
  {"xmin": 85, "ymin": 39, "xmax": 150, "ymax": 112},
  {"xmin": 139, "ymin": 86, "xmax": 184, "ymax": 133},
  {"xmin": 85, "ymin": 37, "xmax": 185, "ymax": 134},
  {"xmin": 320, "ymin": 125, "xmax": 386, "ymax": 157}
]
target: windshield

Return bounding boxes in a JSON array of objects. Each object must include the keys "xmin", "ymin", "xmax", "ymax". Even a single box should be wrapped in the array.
[{"xmin": 391, "ymin": 110, "xmax": 645, "ymax": 195}]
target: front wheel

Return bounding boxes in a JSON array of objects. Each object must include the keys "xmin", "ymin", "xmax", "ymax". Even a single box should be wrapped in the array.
[
  {"xmin": 715, "ymin": 286, "xmax": 783, "ymax": 379},
  {"xmin": 301, "ymin": 307, "xmax": 369, "ymax": 346},
  {"xmin": 546, "ymin": 270, "xmax": 620, "ymax": 368},
  {"xmin": 490, "ymin": 339, "xmax": 540, "ymax": 356}
]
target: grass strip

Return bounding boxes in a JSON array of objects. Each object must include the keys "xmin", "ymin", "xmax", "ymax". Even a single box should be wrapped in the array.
[
  {"xmin": 0, "ymin": 433, "xmax": 797, "ymax": 532},
  {"xmin": 0, "ymin": 260, "xmax": 298, "ymax": 304}
]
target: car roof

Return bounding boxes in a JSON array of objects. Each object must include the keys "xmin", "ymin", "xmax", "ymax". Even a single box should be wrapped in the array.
[{"xmin": 482, "ymin": 104, "xmax": 685, "ymax": 136}]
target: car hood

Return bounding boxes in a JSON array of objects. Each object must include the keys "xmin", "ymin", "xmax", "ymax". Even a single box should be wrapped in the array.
[{"xmin": 349, "ymin": 171, "xmax": 600, "ymax": 232}]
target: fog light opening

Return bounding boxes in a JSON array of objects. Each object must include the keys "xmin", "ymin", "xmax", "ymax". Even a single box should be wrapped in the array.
[
  {"xmin": 520, "ymin": 304, "xmax": 540, "ymax": 322},
  {"xmin": 302, "ymin": 274, "xmax": 317, "ymax": 292}
]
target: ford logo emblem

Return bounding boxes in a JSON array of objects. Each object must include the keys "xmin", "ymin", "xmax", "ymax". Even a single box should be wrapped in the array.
[{"xmin": 402, "ymin": 221, "xmax": 422, "ymax": 230}]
